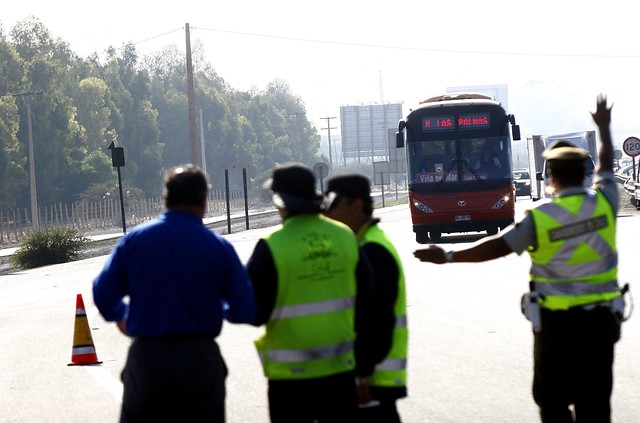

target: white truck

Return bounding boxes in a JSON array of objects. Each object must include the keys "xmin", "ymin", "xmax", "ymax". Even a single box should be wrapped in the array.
[{"xmin": 527, "ymin": 131, "xmax": 597, "ymax": 201}]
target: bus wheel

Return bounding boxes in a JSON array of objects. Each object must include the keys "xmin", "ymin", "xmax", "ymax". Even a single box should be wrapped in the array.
[
  {"xmin": 486, "ymin": 227, "xmax": 498, "ymax": 235},
  {"xmin": 416, "ymin": 231, "xmax": 429, "ymax": 244},
  {"xmin": 429, "ymin": 231, "xmax": 442, "ymax": 242}
]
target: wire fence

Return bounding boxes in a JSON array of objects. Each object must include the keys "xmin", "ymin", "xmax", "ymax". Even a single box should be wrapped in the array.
[{"xmin": 0, "ymin": 188, "xmax": 268, "ymax": 247}]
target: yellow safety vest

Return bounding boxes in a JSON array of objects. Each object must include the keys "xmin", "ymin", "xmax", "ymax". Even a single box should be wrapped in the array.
[
  {"xmin": 256, "ymin": 214, "xmax": 360, "ymax": 380},
  {"xmin": 528, "ymin": 189, "xmax": 620, "ymax": 310},
  {"xmin": 359, "ymin": 221, "xmax": 408, "ymax": 388}
]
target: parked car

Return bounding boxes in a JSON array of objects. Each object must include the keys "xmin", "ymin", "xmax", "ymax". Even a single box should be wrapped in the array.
[{"xmin": 513, "ymin": 169, "xmax": 531, "ymax": 197}]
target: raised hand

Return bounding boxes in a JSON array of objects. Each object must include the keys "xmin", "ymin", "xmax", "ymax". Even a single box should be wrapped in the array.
[{"xmin": 591, "ymin": 94, "xmax": 612, "ymax": 128}]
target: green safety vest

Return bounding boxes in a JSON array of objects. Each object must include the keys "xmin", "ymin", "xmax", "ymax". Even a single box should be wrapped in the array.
[
  {"xmin": 528, "ymin": 189, "xmax": 620, "ymax": 310},
  {"xmin": 255, "ymin": 214, "xmax": 360, "ymax": 380},
  {"xmin": 359, "ymin": 222, "xmax": 408, "ymax": 388}
]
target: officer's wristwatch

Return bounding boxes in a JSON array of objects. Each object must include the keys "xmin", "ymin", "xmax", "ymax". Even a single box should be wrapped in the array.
[{"xmin": 445, "ymin": 250, "xmax": 455, "ymax": 263}]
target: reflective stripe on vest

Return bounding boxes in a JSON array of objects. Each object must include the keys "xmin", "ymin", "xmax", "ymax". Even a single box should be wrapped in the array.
[
  {"xmin": 529, "ymin": 189, "xmax": 619, "ymax": 310},
  {"xmin": 395, "ymin": 315, "xmax": 407, "ymax": 328},
  {"xmin": 375, "ymin": 357, "xmax": 407, "ymax": 371},
  {"xmin": 271, "ymin": 297, "xmax": 355, "ymax": 321},
  {"xmin": 534, "ymin": 279, "xmax": 619, "ymax": 297},
  {"xmin": 360, "ymin": 221, "xmax": 408, "ymax": 388},
  {"xmin": 264, "ymin": 340, "xmax": 354, "ymax": 363}
]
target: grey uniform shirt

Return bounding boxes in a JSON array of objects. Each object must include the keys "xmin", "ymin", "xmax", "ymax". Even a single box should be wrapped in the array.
[{"xmin": 501, "ymin": 172, "xmax": 618, "ymax": 255}]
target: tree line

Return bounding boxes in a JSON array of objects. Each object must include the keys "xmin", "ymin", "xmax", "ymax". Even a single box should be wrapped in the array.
[{"xmin": 0, "ymin": 17, "xmax": 323, "ymax": 213}]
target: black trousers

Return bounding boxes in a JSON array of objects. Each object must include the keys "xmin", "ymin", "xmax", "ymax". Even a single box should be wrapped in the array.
[
  {"xmin": 533, "ymin": 306, "xmax": 620, "ymax": 423},
  {"xmin": 268, "ymin": 371, "xmax": 358, "ymax": 423},
  {"xmin": 355, "ymin": 385, "xmax": 406, "ymax": 423},
  {"xmin": 356, "ymin": 399, "xmax": 402, "ymax": 423},
  {"xmin": 120, "ymin": 337, "xmax": 227, "ymax": 423}
]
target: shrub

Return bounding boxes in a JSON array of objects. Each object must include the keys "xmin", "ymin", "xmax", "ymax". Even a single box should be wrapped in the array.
[{"xmin": 10, "ymin": 227, "xmax": 89, "ymax": 269}]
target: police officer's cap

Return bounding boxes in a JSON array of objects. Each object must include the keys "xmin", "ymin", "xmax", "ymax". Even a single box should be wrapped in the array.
[{"xmin": 542, "ymin": 146, "xmax": 590, "ymax": 161}]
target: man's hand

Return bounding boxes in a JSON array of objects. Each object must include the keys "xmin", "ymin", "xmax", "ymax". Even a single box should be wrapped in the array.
[
  {"xmin": 355, "ymin": 376, "xmax": 377, "ymax": 407},
  {"xmin": 591, "ymin": 94, "xmax": 612, "ymax": 128},
  {"xmin": 592, "ymin": 93, "xmax": 614, "ymax": 173},
  {"xmin": 413, "ymin": 245, "xmax": 447, "ymax": 264},
  {"xmin": 117, "ymin": 318, "xmax": 128, "ymax": 336}
]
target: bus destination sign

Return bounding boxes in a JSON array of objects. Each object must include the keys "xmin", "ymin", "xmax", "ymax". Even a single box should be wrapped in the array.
[
  {"xmin": 422, "ymin": 113, "xmax": 490, "ymax": 132},
  {"xmin": 458, "ymin": 113, "xmax": 490, "ymax": 129},
  {"xmin": 422, "ymin": 116, "xmax": 455, "ymax": 131}
]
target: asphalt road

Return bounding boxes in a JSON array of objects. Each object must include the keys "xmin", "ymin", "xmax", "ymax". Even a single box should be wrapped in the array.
[{"xmin": 1, "ymin": 198, "xmax": 640, "ymax": 422}]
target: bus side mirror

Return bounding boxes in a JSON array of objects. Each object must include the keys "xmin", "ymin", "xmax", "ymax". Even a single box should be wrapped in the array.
[
  {"xmin": 507, "ymin": 114, "xmax": 521, "ymax": 141},
  {"xmin": 396, "ymin": 120, "xmax": 406, "ymax": 148},
  {"xmin": 536, "ymin": 172, "xmax": 544, "ymax": 181},
  {"xmin": 396, "ymin": 131, "xmax": 405, "ymax": 148},
  {"xmin": 512, "ymin": 125, "xmax": 521, "ymax": 141}
]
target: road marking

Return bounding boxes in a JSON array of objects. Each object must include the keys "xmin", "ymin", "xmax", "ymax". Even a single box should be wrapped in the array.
[
  {"xmin": 85, "ymin": 365, "xmax": 123, "ymax": 403},
  {"xmin": 86, "ymin": 307, "xmax": 123, "ymax": 404}
]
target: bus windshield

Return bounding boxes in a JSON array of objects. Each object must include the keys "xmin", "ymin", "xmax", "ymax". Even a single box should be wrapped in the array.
[{"xmin": 408, "ymin": 135, "xmax": 512, "ymax": 188}]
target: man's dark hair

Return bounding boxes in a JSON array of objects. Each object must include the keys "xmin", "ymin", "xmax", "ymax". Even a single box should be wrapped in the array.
[
  {"xmin": 163, "ymin": 165, "xmax": 209, "ymax": 208},
  {"xmin": 547, "ymin": 160, "xmax": 586, "ymax": 187}
]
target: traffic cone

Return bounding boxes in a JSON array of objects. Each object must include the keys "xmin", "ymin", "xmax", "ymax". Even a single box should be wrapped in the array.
[{"xmin": 68, "ymin": 293, "xmax": 102, "ymax": 366}]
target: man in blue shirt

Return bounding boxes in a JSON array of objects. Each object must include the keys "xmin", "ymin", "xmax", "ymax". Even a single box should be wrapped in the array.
[{"xmin": 93, "ymin": 164, "xmax": 256, "ymax": 423}]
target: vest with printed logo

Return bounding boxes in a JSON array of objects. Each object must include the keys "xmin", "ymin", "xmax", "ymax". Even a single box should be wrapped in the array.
[
  {"xmin": 256, "ymin": 214, "xmax": 359, "ymax": 380},
  {"xmin": 528, "ymin": 189, "xmax": 620, "ymax": 310}
]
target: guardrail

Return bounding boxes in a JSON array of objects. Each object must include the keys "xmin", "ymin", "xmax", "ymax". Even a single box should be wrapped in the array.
[{"xmin": 618, "ymin": 170, "xmax": 639, "ymax": 209}]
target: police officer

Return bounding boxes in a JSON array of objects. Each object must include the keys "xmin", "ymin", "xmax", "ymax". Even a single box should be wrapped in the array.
[
  {"xmin": 247, "ymin": 163, "xmax": 393, "ymax": 423},
  {"xmin": 413, "ymin": 94, "xmax": 623, "ymax": 423},
  {"xmin": 324, "ymin": 173, "xmax": 408, "ymax": 423}
]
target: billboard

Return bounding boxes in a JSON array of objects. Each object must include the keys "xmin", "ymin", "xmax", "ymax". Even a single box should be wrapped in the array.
[{"xmin": 340, "ymin": 103, "xmax": 403, "ymax": 160}]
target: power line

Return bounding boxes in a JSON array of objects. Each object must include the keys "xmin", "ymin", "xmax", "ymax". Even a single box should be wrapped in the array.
[
  {"xmin": 192, "ymin": 26, "xmax": 640, "ymax": 59},
  {"xmin": 130, "ymin": 27, "xmax": 183, "ymax": 47},
  {"xmin": 122, "ymin": 25, "xmax": 640, "ymax": 60}
]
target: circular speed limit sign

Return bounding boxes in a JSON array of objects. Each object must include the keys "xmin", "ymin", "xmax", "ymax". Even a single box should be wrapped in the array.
[{"xmin": 623, "ymin": 136, "xmax": 640, "ymax": 157}]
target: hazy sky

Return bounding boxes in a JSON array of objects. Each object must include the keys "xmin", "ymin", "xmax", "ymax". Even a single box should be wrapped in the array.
[{"xmin": 3, "ymin": 1, "xmax": 640, "ymax": 148}]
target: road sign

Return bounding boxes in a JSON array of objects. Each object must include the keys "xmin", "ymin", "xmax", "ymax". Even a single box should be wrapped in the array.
[
  {"xmin": 312, "ymin": 162, "xmax": 329, "ymax": 179},
  {"xmin": 373, "ymin": 161, "xmax": 390, "ymax": 185},
  {"xmin": 623, "ymin": 136, "xmax": 640, "ymax": 157}
]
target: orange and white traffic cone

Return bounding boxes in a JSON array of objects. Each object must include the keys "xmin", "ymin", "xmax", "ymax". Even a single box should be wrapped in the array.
[{"xmin": 68, "ymin": 293, "xmax": 102, "ymax": 366}]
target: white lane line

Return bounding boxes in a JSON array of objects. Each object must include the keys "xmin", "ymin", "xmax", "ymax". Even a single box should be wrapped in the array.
[
  {"xmin": 85, "ymin": 365, "xmax": 123, "ymax": 403},
  {"xmin": 86, "ymin": 306, "xmax": 123, "ymax": 404}
]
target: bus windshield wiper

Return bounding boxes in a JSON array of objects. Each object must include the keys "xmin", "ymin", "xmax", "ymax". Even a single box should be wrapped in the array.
[
  {"xmin": 460, "ymin": 158, "xmax": 485, "ymax": 183},
  {"xmin": 436, "ymin": 158, "xmax": 485, "ymax": 189}
]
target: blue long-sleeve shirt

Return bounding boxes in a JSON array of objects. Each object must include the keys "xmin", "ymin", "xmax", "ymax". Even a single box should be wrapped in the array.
[{"xmin": 93, "ymin": 210, "xmax": 256, "ymax": 337}]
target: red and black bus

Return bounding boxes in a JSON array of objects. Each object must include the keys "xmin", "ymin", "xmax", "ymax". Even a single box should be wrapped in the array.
[{"xmin": 396, "ymin": 92, "xmax": 521, "ymax": 243}]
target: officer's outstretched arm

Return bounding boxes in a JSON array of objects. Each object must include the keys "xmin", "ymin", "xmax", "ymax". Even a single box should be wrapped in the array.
[{"xmin": 414, "ymin": 235, "xmax": 513, "ymax": 264}]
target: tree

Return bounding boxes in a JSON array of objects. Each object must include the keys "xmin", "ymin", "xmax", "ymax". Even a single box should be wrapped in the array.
[
  {"xmin": 101, "ymin": 45, "xmax": 163, "ymax": 197},
  {"xmin": 0, "ymin": 95, "xmax": 28, "ymax": 209},
  {"xmin": 75, "ymin": 77, "xmax": 111, "ymax": 151},
  {"xmin": 0, "ymin": 32, "xmax": 28, "ymax": 210}
]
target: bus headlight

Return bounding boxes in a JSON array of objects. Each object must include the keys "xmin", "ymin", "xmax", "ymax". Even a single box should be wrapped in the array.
[
  {"xmin": 491, "ymin": 195, "xmax": 510, "ymax": 210},
  {"xmin": 413, "ymin": 200, "xmax": 434, "ymax": 214}
]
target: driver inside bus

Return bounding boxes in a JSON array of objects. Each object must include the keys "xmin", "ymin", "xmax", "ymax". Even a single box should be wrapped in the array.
[
  {"xmin": 419, "ymin": 159, "xmax": 434, "ymax": 173},
  {"xmin": 474, "ymin": 147, "xmax": 502, "ymax": 174}
]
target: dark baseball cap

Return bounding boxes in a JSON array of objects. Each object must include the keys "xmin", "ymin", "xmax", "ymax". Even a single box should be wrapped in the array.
[
  {"xmin": 263, "ymin": 163, "xmax": 323, "ymax": 212},
  {"xmin": 326, "ymin": 173, "xmax": 372, "ymax": 200}
]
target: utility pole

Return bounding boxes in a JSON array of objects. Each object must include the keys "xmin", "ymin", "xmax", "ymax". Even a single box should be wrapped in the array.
[
  {"xmin": 199, "ymin": 108, "xmax": 207, "ymax": 175},
  {"xmin": 185, "ymin": 23, "xmax": 198, "ymax": 165},
  {"xmin": 289, "ymin": 112, "xmax": 305, "ymax": 157},
  {"xmin": 320, "ymin": 116, "xmax": 337, "ymax": 170},
  {"xmin": 11, "ymin": 91, "xmax": 43, "ymax": 228}
]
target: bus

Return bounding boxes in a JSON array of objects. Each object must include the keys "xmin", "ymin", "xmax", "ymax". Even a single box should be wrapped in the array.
[{"xmin": 396, "ymin": 92, "xmax": 521, "ymax": 243}]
